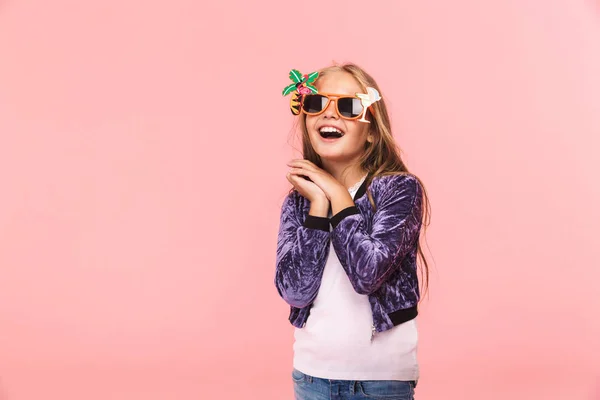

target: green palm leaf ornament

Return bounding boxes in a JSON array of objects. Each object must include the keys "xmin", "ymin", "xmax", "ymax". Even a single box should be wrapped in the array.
[{"xmin": 282, "ymin": 69, "xmax": 319, "ymax": 115}]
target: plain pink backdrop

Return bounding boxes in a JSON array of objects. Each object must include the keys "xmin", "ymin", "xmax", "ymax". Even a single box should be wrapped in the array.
[{"xmin": 1, "ymin": 0, "xmax": 599, "ymax": 399}]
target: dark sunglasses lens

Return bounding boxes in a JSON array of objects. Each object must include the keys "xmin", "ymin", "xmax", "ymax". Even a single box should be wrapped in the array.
[
  {"xmin": 302, "ymin": 95, "xmax": 328, "ymax": 114},
  {"xmin": 337, "ymin": 98, "xmax": 363, "ymax": 118}
]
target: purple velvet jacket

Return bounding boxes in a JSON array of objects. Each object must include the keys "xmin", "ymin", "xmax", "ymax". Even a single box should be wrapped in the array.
[{"xmin": 275, "ymin": 173, "xmax": 424, "ymax": 334}]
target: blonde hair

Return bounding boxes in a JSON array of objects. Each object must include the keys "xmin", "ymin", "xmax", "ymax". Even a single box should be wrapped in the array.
[{"xmin": 298, "ymin": 62, "xmax": 432, "ymax": 295}]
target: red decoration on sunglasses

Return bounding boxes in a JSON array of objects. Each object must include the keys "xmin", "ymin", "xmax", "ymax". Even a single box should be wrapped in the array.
[{"xmin": 282, "ymin": 69, "xmax": 319, "ymax": 115}]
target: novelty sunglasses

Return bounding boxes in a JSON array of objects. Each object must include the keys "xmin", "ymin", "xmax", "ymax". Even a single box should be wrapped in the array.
[
  {"xmin": 301, "ymin": 93, "xmax": 366, "ymax": 120},
  {"xmin": 301, "ymin": 88, "xmax": 381, "ymax": 123},
  {"xmin": 282, "ymin": 69, "xmax": 382, "ymax": 123}
]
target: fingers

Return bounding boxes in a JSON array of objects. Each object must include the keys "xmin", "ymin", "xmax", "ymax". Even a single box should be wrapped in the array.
[
  {"xmin": 287, "ymin": 159, "xmax": 318, "ymax": 171},
  {"xmin": 288, "ymin": 167, "xmax": 313, "ymax": 178},
  {"xmin": 288, "ymin": 160, "xmax": 314, "ymax": 168},
  {"xmin": 288, "ymin": 162, "xmax": 320, "ymax": 183},
  {"xmin": 287, "ymin": 172, "xmax": 306, "ymax": 188},
  {"xmin": 287, "ymin": 174, "xmax": 310, "ymax": 197},
  {"xmin": 288, "ymin": 159, "xmax": 311, "ymax": 165}
]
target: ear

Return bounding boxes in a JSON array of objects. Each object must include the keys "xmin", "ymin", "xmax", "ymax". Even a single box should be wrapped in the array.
[{"xmin": 366, "ymin": 128, "xmax": 375, "ymax": 143}]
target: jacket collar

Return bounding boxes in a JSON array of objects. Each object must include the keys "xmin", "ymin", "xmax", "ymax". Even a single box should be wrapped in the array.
[{"xmin": 353, "ymin": 174, "xmax": 371, "ymax": 201}]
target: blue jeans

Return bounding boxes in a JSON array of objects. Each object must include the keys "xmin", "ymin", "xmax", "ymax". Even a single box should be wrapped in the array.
[{"xmin": 292, "ymin": 369, "xmax": 417, "ymax": 400}]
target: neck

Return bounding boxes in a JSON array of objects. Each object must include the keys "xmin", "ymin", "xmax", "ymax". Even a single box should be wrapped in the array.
[{"xmin": 322, "ymin": 160, "xmax": 367, "ymax": 189}]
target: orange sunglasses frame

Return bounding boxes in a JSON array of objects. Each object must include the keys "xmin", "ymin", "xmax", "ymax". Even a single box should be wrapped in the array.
[{"xmin": 300, "ymin": 92, "xmax": 369, "ymax": 121}]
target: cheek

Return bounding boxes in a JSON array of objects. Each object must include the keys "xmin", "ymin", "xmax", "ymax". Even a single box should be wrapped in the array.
[
  {"xmin": 347, "ymin": 123, "xmax": 369, "ymax": 141},
  {"xmin": 305, "ymin": 117, "xmax": 320, "ymax": 136}
]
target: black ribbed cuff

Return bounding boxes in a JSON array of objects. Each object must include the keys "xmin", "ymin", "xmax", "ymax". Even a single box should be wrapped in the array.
[
  {"xmin": 330, "ymin": 206, "xmax": 360, "ymax": 229},
  {"xmin": 388, "ymin": 306, "xmax": 418, "ymax": 326},
  {"xmin": 303, "ymin": 215, "xmax": 330, "ymax": 232}
]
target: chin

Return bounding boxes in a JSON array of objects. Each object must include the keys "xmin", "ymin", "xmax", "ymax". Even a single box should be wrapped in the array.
[{"xmin": 314, "ymin": 148, "xmax": 352, "ymax": 163}]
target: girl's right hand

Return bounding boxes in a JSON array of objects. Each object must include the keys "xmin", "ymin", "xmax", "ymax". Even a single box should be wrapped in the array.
[{"xmin": 287, "ymin": 172, "xmax": 328, "ymax": 205}]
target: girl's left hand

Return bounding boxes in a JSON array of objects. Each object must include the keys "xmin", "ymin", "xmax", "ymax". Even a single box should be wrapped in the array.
[{"xmin": 287, "ymin": 159, "xmax": 345, "ymax": 200}]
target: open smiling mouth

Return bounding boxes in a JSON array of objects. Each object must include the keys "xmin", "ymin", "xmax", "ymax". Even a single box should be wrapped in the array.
[{"xmin": 319, "ymin": 127, "xmax": 344, "ymax": 139}]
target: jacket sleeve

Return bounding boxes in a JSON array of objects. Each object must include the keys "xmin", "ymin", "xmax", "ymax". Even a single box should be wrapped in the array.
[
  {"xmin": 275, "ymin": 191, "xmax": 331, "ymax": 308},
  {"xmin": 330, "ymin": 174, "xmax": 423, "ymax": 295}
]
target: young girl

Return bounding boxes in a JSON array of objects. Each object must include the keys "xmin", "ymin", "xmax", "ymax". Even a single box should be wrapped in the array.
[{"xmin": 275, "ymin": 63, "xmax": 430, "ymax": 400}]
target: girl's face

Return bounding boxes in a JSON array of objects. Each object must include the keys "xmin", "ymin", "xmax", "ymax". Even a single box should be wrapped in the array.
[{"xmin": 305, "ymin": 71, "xmax": 371, "ymax": 165}]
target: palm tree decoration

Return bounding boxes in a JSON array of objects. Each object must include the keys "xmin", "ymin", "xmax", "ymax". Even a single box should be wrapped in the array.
[
  {"xmin": 355, "ymin": 87, "xmax": 382, "ymax": 123},
  {"xmin": 282, "ymin": 69, "xmax": 319, "ymax": 115}
]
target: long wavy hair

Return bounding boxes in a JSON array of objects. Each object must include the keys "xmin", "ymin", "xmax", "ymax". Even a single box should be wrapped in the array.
[{"xmin": 297, "ymin": 62, "xmax": 432, "ymax": 295}]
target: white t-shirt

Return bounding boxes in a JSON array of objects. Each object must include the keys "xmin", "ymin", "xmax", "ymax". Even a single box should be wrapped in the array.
[{"xmin": 292, "ymin": 177, "xmax": 419, "ymax": 381}]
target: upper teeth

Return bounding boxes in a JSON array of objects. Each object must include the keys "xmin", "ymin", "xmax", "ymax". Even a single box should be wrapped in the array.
[{"xmin": 320, "ymin": 127, "xmax": 343, "ymax": 134}]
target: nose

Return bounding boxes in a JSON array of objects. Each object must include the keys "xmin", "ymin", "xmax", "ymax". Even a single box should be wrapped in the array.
[{"xmin": 322, "ymin": 98, "xmax": 339, "ymax": 119}]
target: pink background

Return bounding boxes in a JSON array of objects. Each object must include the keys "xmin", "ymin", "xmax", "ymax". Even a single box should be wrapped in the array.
[{"xmin": 1, "ymin": 0, "xmax": 599, "ymax": 399}]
